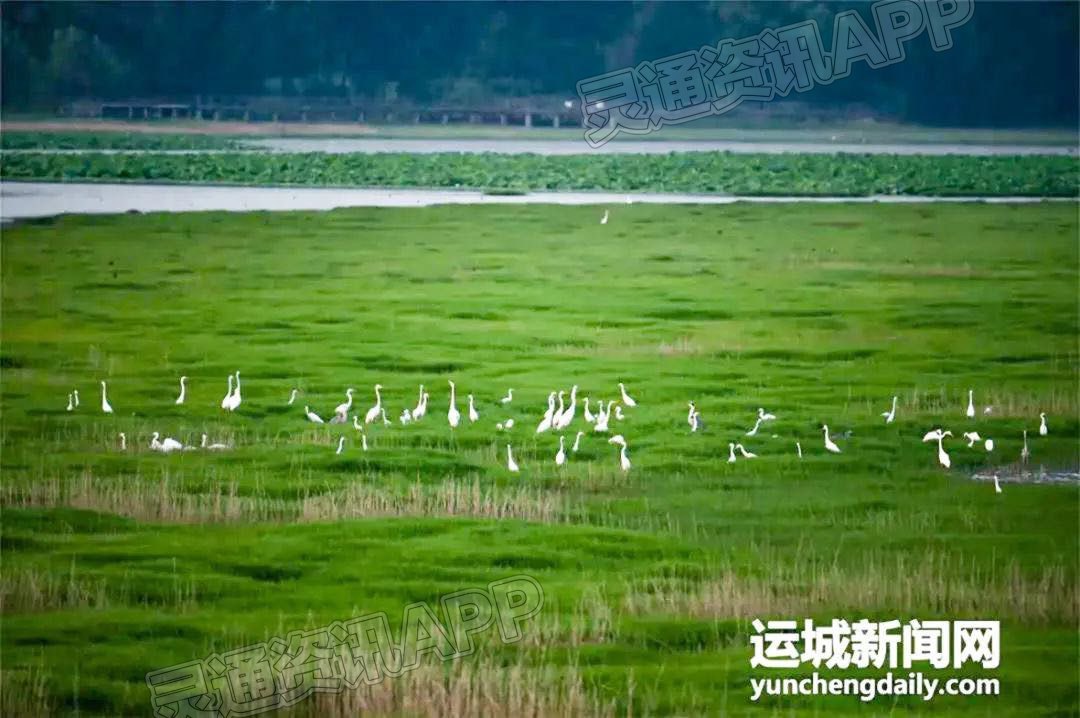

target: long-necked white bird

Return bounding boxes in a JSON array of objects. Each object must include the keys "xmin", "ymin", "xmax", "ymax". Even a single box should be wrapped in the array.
[
  {"xmin": 229, "ymin": 371, "xmax": 242, "ymax": 411},
  {"xmin": 1039, "ymin": 412, "xmax": 1048, "ymax": 436},
  {"xmin": 467, "ymin": 395, "xmax": 479, "ymax": 422},
  {"xmin": 555, "ymin": 386, "xmax": 578, "ymax": 430},
  {"xmin": 583, "ymin": 397, "xmax": 595, "ymax": 424},
  {"xmin": 881, "ymin": 396, "xmax": 897, "ymax": 424},
  {"xmin": 504, "ymin": 418, "xmax": 515, "ymax": 429},
  {"xmin": 335, "ymin": 436, "xmax": 345, "ymax": 455},
  {"xmin": 965, "ymin": 389, "xmax": 975, "ymax": 419},
  {"xmin": 600, "ymin": 210, "xmax": 609, "ymax": 225},
  {"xmin": 962, "ymin": 431, "xmax": 982, "ymax": 448},
  {"xmin": 220, "ymin": 375, "xmax": 233, "ymax": 410},
  {"xmin": 550, "ymin": 391, "xmax": 566, "ymax": 428},
  {"xmin": 353, "ymin": 415, "xmax": 364, "ymax": 432},
  {"xmin": 118, "ymin": 432, "xmax": 126, "ymax": 451},
  {"xmin": 613, "ymin": 404, "xmax": 625, "ymax": 421},
  {"xmin": 400, "ymin": 408, "xmax": 413, "ymax": 425},
  {"xmin": 934, "ymin": 430, "xmax": 952, "ymax": 468},
  {"xmin": 305, "ymin": 405, "xmax": 324, "ymax": 424},
  {"xmin": 201, "ymin": 434, "xmax": 230, "ymax": 450},
  {"xmin": 287, "ymin": 388, "xmax": 299, "ymax": 405},
  {"xmin": 500, "ymin": 389, "xmax": 513, "ymax": 404},
  {"xmin": 993, "ymin": 475, "xmax": 1002, "ymax": 494},
  {"xmin": 361, "ymin": 433, "xmax": 369, "ymax": 451},
  {"xmin": 73, "ymin": 389, "xmax": 80, "ymax": 407},
  {"xmin": 822, "ymin": 424, "xmax": 841, "ymax": 453},
  {"xmin": 758, "ymin": 407, "xmax": 777, "ymax": 422},
  {"xmin": 736, "ymin": 443, "xmax": 757, "ymax": 459},
  {"xmin": 364, "ymin": 384, "xmax": 383, "ymax": 424},
  {"xmin": 1021, "ymin": 430, "xmax": 1030, "ymax": 463},
  {"xmin": 100, "ymin": 381, "xmax": 113, "ymax": 414},
  {"xmin": 413, "ymin": 391, "xmax": 429, "ymax": 420},
  {"xmin": 746, "ymin": 417, "xmax": 763, "ymax": 437},
  {"xmin": 728, "ymin": 443, "xmax": 737, "ymax": 463},
  {"xmin": 506, "ymin": 444, "xmax": 519, "ymax": 472},
  {"xmin": 151, "ymin": 432, "xmax": 183, "ymax": 453},
  {"xmin": 618, "ymin": 382, "xmax": 637, "ymax": 407},
  {"xmin": 572, "ymin": 431, "xmax": 584, "ymax": 452},
  {"xmin": 796, "ymin": 441, "xmax": 803, "ymax": 459},
  {"xmin": 608, "ymin": 434, "xmax": 631, "ymax": 471},
  {"xmin": 687, "ymin": 402, "xmax": 697, "ymax": 429},
  {"xmin": 447, "ymin": 380, "xmax": 461, "ymax": 428},
  {"xmin": 922, "ymin": 428, "xmax": 945, "ymax": 442},
  {"xmin": 175, "ymin": 376, "xmax": 188, "ymax": 405},
  {"xmin": 380, "ymin": 408, "xmax": 391, "ymax": 426},
  {"xmin": 555, "ymin": 436, "xmax": 566, "ymax": 466},
  {"xmin": 66, "ymin": 393, "xmax": 73, "ymax": 411},
  {"xmin": 593, "ymin": 401, "xmax": 611, "ymax": 432},
  {"xmin": 334, "ymin": 388, "xmax": 355, "ymax": 418},
  {"xmin": 690, "ymin": 409, "xmax": 702, "ymax": 433},
  {"xmin": 536, "ymin": 392, "xmax": 556, "ymax": 434}
]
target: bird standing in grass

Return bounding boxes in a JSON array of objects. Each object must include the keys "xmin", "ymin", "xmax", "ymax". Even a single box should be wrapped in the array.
[
  {"xmin": 583, "ymin": 398, "xmax": 595, "ymax": 424},
  {"xmin": 962, "ymin": 431, "xmax": 982, "ymax": 448},
  {"xmin": 536, "ymin": 392, "xmax": 556, "ymax": 433},
  {"xmin": 1039, "ymin": 412, "xmax": 1048, "ymax": 436},
  {"xmin": 175, "ymin": 376, "xmax": 187, "ymax": 405},
  {"xmin": 118, "ymin": 432, "xmax": 126, "ymax": 451},
  {"xmin": 822, "ymin": 425, "xmax": 841, "ymax": 453},
  {"xmin": 334, "ymin": 388, "xmax": 355, "ymax": 419},
  {"xmin": 500, "ymin": 389, "xmax": 513, "ymax": 404},
  {"xmin": 758, "ymin": 407, "xmax": 777, "ymax": 422},
  {"xmin": 572, "ymin": 431, "xmax": 584, "ymax": 452},
  {"xmin": 934, "ymin": 431, "xmax": 952, "ymax": 468},
  {"xmin": 746, "ymin": 417, "xmax": 763, "ymax": 437},
  {"xmin": 287, "ymin": 388, "xmax": 299, "ymax": 405},
  {"xmin": 227, "ymin": 372, "xmax": 242, "ymax": 411},
  {"xmin": 993, "ymin": 475, "xmax": 1002, "ymax": 494},
  {"xmin": 555, "ymin": 436, "xmax": 566, "ymax": 466},
  {"xmin": 984, "ymin": 438, "xmax": 994, "ymax": 452},
  {"xmin": 447, "ymin": 380, "xmax": 461, "ymax": 428},
  {"xmin": 881, "ymin": 396, "xmax": 897, "ymax": 424},
  {"xmin": 335, "ymin": 437, "xmax": 345, "ymax": 455},
  {"xmin": 728, "ymin": 443, "xmax": 737, "ymax": 463},
  {"xmin": 221, "ymin": 375, "xmax": 233, "ymax": 409},
  {"xmin": 101, "ymin": 381, "xmax": 113, "ymax": 414},
  {"xmin": 365, "ymin": 384, "xmax": 383, "ymax": 424},
  {"xmin": 608, "ymin": 435, "xmax": 631, "ymax": 472},
  {"xmin": 73, "ymin": 389, "xmax": 80, "ymax": 407},
  {"xmin": 966, "ymin": 389, "xmax": 975, "ymax": 418},
  {"xmin": 468, "ymin": 395, "xmax": 479, "ymax": 422},
  {"xmin": 506, "ymin": 444, "xmax": 519, "ymax": 472},
  {"xmin": 1021, "ymin": 430, "xmax": 1030, "ymax": 464},
  {"xmin": 202, "ymin": 434, "xmax": 230, "ymax": 450},
  {"xmin": 305, "ymin": 406, "xmax": 324, "ymax": 424},
  {"xmin": 736, "ymin": 444, "xmax": 757, "ymax": 459},
  {"xmin": 66, "ymin": 393, "xmax": 73, "ymax": 411},
  {"xmin": 618, "ymin": 382, "xmax": 637, "ymax": 407},
  {"xmin": 555, "ymin": 386, "xmax": 578, "ymax": 430},
  {"xmin": 796, "ymin": 441, "xmax": 802, "ymax": 459},
  {"xmin": 600, "ymin": 210, "xmax": 609, "ymax": 225}
]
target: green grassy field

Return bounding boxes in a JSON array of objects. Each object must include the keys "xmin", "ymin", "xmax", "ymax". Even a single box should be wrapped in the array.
[{"xmin": 1, "ymin": 202, "xmax": 1078, "ymax": 716}]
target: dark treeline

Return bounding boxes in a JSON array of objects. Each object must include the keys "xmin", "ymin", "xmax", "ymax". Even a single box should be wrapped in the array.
[{"xmin": 2, "ymin": 1, "xmax": 1076, "ymax": 127}]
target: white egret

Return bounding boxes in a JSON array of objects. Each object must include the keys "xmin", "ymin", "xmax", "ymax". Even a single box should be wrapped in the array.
[
  {"xmin": 119, "ymin": 432, "xmax": 127, "ymax": 451},
  {"xmin": 305, "ymin": 406, "xmax": 324, "ymax": 424},
  {"xmin": 690, "ymin": 411, "xmax": 702, "ymax": 433},
  {"xmin": 618, "ymin": 382, "xmax": 637, "ymax": 407},
  {"xmin": 361, "ymin": 433, "xmax": 369, "ymax": 451},
  {"xmin": 335, "ymin": 437, "xmax": 345, "ymax": 455},
  {"xmin": 796, "ymin": 441, "xmax": 803, "ymax": 459},
  {"xmin": 227, "ymin": 371, "xmax": 242, "ymax": 411},
  {"xmin": 201, "ymin": 434, "xmax": 229, "ymax": 451},
  {"xmin": 221, "ymin": 375, "xmax": 233, "ymax": 409},
  {"xmin": 555, "ymin": 386, "xmax": 578, "ymax": 430},
  {"xmin": 687, "ymin": 402, "xmax": 697, "ymax": 429},
  {"xmin": 555, "ymin": 436, "xmax": 566, "ymax": 466},
  {"xmin": 364, "ymin": 384, "xmax": 383, "ymax": 424},
  {"xmin": 467, "ymin": 395, "xmax": 479, "ymax": 422},
  {"xmin": 993, "ymin": 475, "xmax": 1002, "ymax": 494},
  {"xmin": 600, "ymin": 210, "xmax": 609, "ymax": 225},
  {"xmin": 334, "ymin": 388, "xmax": 355, "ymax": 418},
  {"xmin": 608, "ymin": 434, "xmax": 631, "ymax": 472},
  {"xmin": 448, "ymin": 380, "xmax": 461, "ymax": 428},
  {"xmin": 496, "ymin": 422, "xmax": 504, "ymax": 431},
  {"xmin": 329, "ymin": 411, "xmax": 347, "ymax": 425},
  {"xmin": 1021, "ymin": 430, "xmax": 1030, "ymax": 463},
  {"xmin": 572, "ymin": 431, "xmax": 584, "ymax": 452},
  {"xmin": 100, "ymin": 381, "xmax": 114, "ymax": 414},
  {"xmin": 727, "ymin": 443, "xmax": 737, "ymax": 463},
  {"xmin": 413, "ymin": 385, "xmax": 426, "ymax": 417},
  {"xmin": 962, "ymin": 431, "xmax": 981, "ymax": 448},
  {"xmin": 175, "ymin": 376, "xmax": 188, "ymax": 405},
  {"xmin": 881, "ymin": 396, "xmax": 897, "ymax": 424},
  {"xmin": 1039, "ymin": 412, "xmax": 1048, "ymax": 436},
  {"xmin": 746, "ymin": 417, "xmax": 763, "ymax": 437},
  {"xmin": 984, "ymin": 438, "xmax": 994, "ymax": 452},
  {"xmin": 983, "ymin": 406, "xmax": 993, "ymax": 415},
  {"xmin": 506, "ymin": 444, "xmax": 519, "ymax": 472},
  {"xmin": 152, "ymin": 432, "xmax": 183, "ymax": 453},
  {"xmin": 287, "ymin": 388, "xmax": 299, "ymax": 405},
  {"xmin": 922, "ymin": 428, "xmax": 944, "ymax": 442},
  {"xmin": 400, "ymin": 408, "xmax": 412, "ymax": 425},
  {"xmin": 66, "ymin": 393, "xmax": 73, "ymax": 412},
  {"xmin": 935, "ymin": 430, "xmax": 952, "ymax": 468},
  {"xmin": 73, "ymin": 389, "xmax": 80, "ymax": 407},
  {"xmin": 583, "ymin": 398, "xmax": 595, "ymax": 424},
  {"xmin": 613, "ymin": 404, "xmax": 625, "ymax": 421},
  {"xmin": 551, "ymin": 391, "xmax": 566, "ymax": 427},
  {"xmin": 353, "ymin": 415, "xmax": 364, "ymax": 431},
  {"xmin": 736, "ymin": 444, "xmax": 757, "ymax": 459},
  {"xmin": 966, "ymin": 389, "xmax": 975, "ymax": 419},
  {"xmin": 822, "ymin": 424, "xmax": 841, "ymax": 454},
  {"xmin": 758, "ymin": 408, "xmax": 777, "ymax": 422},
  {"xmin": 536, "ymin": 392, "xmax": 556, "ymax": 433},
  {"xmin": 593, "ymin": 401, "xmax": 611, "ymax": 433},
  {"xmin": 380, "ymin": 408, "xmax": 390, "ymax": 426},
  {"xmin": 504, "ymin": 419, "xmax": 515, "ymax": 429},
  {"xmin": 500, "ymin": 389, "xmax": 513, "ymax": 404}
]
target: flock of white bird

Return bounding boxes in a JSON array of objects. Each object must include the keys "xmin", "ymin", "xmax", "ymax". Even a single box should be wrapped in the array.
[{"xmin": 70, "ymin": 376, "xmax": 1050, "ymax": 488}]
